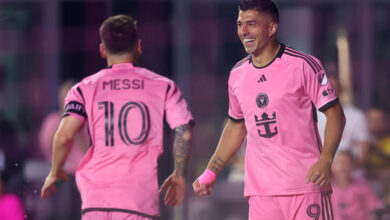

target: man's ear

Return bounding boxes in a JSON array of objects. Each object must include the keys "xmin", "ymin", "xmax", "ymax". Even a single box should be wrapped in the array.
[
  {"xmin": 137, "ymin": 39, "xmax": 143, "ymax": 55},
  {"xmin": 100, "ymin": 43, "xmax": 107, "ymax": 58},
  {"xmin": 269, "ymin": 22, "xmax": 278, "ymax": 37}
]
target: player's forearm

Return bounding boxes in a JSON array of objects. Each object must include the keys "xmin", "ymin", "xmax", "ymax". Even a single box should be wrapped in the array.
[
  {"xmin": 322, "ymin": 103, "xmax": 345, "ymax": 163},
  {"xmin": 50, "ymin": 133, "xmax": 73, "ymax": 175},
  {"xmin": 206, "ymin": 119, "xmax": 246, "ymax": 175},
  {"xmin": 173, "ymin": 123, "xmax": 193, "ymax": 177}
]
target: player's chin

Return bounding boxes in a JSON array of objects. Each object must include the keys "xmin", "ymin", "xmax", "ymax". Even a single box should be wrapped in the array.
[{"xmin": 244, "ymin": 47, "xmax": 255, "ymax": 55}]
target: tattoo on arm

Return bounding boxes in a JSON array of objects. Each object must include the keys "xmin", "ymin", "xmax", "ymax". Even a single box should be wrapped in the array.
[
  {"xmin": 210, "ymin": 156, "xmax": 225, "ymax": 173},
  {"xmin": 173, "ymin": 123, "xmax": 192, "ymax": 177}
]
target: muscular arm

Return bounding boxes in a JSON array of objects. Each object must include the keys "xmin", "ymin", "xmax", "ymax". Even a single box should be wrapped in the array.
[
  {"xmin": 193, "ymin": 119, "xmax": 246, "ymax": 196},
  {"xmin": 41, "ymin": 116, "xmax": 84, "ymax": 198},
  {"xmin": 307, "ymin": 103, "xmax": 345, "ymax": 186},
  {"xmin": 173, "ymin": 123, "xmax": 193, "ymax": 177},
  {"xmin": 321, "ymin": 102, "xmax": 346, "ymax": 164},
  {"xmin": 50, "ymin": 116, "xmax": 84, "ymax": 175},
  {"xmin": 206, "ymin": 119, "xmax": 247, "ymax": 174},
  {"xmin": 160, "ymin": 122, "xmax": 193, "ymax": 207}
]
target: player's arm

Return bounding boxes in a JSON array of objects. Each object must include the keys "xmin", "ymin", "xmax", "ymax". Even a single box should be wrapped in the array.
[
  {"xmin": 193, "ymin": 119, "xmax": 246, "ymax": 196},
  {"xmin": 160, "ymin": 122, "xmax": 193, "ymax": 207},
  {"xmin": 306, "ymin": 102, "xmax": 345, "ymax": 186},
  {"xmin": 41, "ymin": 116, "xmax": 84, "ymax": 198}
]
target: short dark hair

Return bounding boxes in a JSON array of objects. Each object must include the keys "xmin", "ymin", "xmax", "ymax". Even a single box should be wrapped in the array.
[
  {"xmin": 238, "ymin": 0, "xmax": 279, "ymax": 23},
  {"xmin": 99, "ymin": 14, "xmax": 138, "ymax": 54}
]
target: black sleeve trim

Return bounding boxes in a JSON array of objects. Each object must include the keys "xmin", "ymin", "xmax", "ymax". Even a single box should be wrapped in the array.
[
  {"xmin": 319, "ymin": 98, "xmax": 339, "ymax": 112},
  {"xmin": 228, "ymin": 115, "xmax": 244, "ymax": 122},
  {"xmin": 76, "ymin": 86, "xmax": 86, "ymax": 103},
  {"xmin": 81, "ymin": 208, "xmax": 160, "ymax": 219},
  {"xmin": 173, "ymin": 120, "xmax": 195, "ymax": 130}
]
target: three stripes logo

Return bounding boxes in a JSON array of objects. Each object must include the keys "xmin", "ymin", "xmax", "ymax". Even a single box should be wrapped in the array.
[{"xmin": 257, "ymin": 74, "xmax": 267, "ymax": 83}]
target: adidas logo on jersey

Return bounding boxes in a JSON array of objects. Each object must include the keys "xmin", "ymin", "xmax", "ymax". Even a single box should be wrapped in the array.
[{"xmin": 257, "ymin": 74, "xmax": 267, "ymax": 83}]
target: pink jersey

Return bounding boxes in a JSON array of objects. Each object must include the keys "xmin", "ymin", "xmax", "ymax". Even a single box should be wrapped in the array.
[
  {"xmin": 332, "ymin": 179, "xmax": 382, "ymax": 220},
  {"xmin": 64, "ymin": 63, "xmax": 193, "ymax": 217},
  {"xmin": 228, "ymin": 44, "xmax": 338, "ymax": 196}
]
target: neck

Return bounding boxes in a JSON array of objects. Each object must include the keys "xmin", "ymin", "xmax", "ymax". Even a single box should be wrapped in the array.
[
  {"xmin": 251, "ymin": 40, "xmax": 279, "ymax": 67},
  {"xmin": 106, "ymin": 53, "xmax": 137, "ymax": 67}
]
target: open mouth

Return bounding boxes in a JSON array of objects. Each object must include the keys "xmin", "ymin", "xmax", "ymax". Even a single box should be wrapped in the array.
[{"xmin": 243, "ymin": 38, "xmax": 255, "ymax": 47}]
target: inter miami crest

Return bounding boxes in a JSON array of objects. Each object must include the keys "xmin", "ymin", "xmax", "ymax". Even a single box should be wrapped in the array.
[{"xmin": 256, "ymin": 93, "xmax": 269, "ymax": 109}]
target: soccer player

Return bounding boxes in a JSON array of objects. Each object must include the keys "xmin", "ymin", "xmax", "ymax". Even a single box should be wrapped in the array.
[
  {"xmin": 41, "ymin": 14, "xmax": 194, "ymax": 220},
  {"xmin": 193, "ymin": 0, "xmax": 345, "ymax": 219}
]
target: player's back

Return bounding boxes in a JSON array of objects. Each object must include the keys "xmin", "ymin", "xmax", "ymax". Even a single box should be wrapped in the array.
[
  {"xmin": 76, "ymin": 63, "xmax": 173, "ymax": 183},
  {"xmin": 64, "ymin": 62, "xmax": 192, "ymax": 215}
]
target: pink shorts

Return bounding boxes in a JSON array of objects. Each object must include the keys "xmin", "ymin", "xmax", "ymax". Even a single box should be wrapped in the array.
[
  {"xmin": 249, "ymin": 192, "xmax": 333, "ymax": 220},
  {"xmin": 82, "ymin": 210, "xmax": 157, "ymax": 220}
]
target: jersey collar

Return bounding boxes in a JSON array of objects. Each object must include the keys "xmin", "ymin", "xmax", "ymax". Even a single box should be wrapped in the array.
[
  {"xmin": 108, "ymin": 62, "xmax": 135, "ymax": 70},
  {"xmin": 250, "ymin": 43, "xmax": 285, "ymax": 69}
]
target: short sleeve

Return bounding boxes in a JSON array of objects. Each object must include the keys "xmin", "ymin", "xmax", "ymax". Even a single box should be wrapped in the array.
[
  {"xmin": 228, "ymin": 74, "xmax": 244, "ymax": 121},
  {"xmin": 63, "ymin": 83, "xmax": 87, "ymax": 122},
  {"xmin": 165, "ymin": 82, "xmax": 193, "ymax": 129},
  {"xmin": 302, "ymin": 57, "xmax": 338, "ymax": 112}
]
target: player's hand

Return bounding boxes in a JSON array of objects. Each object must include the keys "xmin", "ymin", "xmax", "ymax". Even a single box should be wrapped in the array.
[
  {"xmin": 192, "ymin": 178, "xmax": 215, "ymax": 196},
  {"xmin": 306, "ymin": 157, "xmax": 332, "ymax": 187},
  {"xmin": 41, "ymin": 170, "xmax": 69, "ymax": 199},
  {"xmin": 159, "ymin": 173, "xmax": 186, "ymax": 207}
]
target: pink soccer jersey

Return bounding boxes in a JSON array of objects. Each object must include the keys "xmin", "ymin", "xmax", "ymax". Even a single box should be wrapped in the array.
[
  {"xmin": 332, "ymin": 179, "xmax": 383, "ymax": 220},
  {"xmin": 63, "ymin": 63, "xmax": 193, "ymax": 217},
  {"xmin": 228, "ymin": 44, "xmax": 338, "ymax": 196}
]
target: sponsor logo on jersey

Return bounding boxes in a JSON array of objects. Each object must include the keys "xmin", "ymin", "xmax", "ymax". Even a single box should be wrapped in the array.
[
  {"xmin": 257, "ymin": 74, "xmax": 267, "ymax": 83},
  {"xmin": 322, "ymin": 88, "xmax": 334, "ymax": 97},
  {"xmin": 256, "ymin": 93, "xmax": 269, "ymax": 109},
  {"xmin": 318, "ymin": 73, "xmax": 328, "ymax": 86},
  {"xmin": 254, "ymin": 112, "xmax": 278, "ymax": 138}
]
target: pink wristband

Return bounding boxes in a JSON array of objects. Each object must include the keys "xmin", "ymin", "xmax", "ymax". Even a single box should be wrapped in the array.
[{"xmin": 198, "ymin": 169, "xmax": 216, "ymax": 185}]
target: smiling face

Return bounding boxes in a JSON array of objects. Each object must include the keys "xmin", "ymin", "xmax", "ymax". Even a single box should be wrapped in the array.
[{"xmin": 237, "ymin": 9, "xmax": 277, "ymax": 56}]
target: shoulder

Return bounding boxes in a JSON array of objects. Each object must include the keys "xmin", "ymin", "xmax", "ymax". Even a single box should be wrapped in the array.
[
  {"xmin": 231, "ymin": 55, "xmax": 251, "ymax": 71},
  {"xmin": 230, "ymin": 55, "xmax": 251, "ymax": 78},
  {"xmin": 135, "ymin": 66, "xmax": 176, "ymax": 86},
  {"xmin": 282, "ymin": 45, "xmax": 324, "ymax": 73},
  {"xmin": 78, "ymin": 69, "xmax": 108, "ymax": 86}
]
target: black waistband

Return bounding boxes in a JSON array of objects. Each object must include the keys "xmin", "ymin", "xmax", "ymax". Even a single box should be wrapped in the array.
[{"xmin": 81, "ymin": 207, "xmax": 160, "ymax": 219}]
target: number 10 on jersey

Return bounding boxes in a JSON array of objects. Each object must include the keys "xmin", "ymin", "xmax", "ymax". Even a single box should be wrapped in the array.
[{"xmin": 98, "ymin": 101, "xmax": 151, "ymax": 146}]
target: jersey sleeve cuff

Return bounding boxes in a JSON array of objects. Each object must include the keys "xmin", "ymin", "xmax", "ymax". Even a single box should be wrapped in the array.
[
  {"xmin": 318, "ymin": 98, "xmax": 339, "ymax": 112},
  {"xmin": 228, "ymin": 115, "xmax": 244, "ymax": 122},
  {"xmin": 62, "ymin": 112, "xmax": 86, "ymax": 122}
]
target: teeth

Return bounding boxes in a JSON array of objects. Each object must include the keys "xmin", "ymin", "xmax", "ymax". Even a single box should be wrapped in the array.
[{"xmin": 244, "ymin": 39, "xmax": 255, "ymax": 43}]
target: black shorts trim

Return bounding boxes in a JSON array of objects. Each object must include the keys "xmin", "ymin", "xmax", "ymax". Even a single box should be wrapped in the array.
[
  {"xmin": 319, "ymin": 98, "xmax": 339, "ymax": 113},
  {"xmin": 81, "ymin": 208, "xmax": 160, "ymax": 219}
]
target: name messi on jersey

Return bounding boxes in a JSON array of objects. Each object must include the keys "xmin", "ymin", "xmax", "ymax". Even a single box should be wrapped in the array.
[{"xmin": 103, "ymin": 79, "xmax": 144, "ymax": 90}]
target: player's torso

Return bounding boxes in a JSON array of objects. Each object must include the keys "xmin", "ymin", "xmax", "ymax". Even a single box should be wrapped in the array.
[{"xmin": 232, "ymin": 59, "xmax": 318, "ymax": 153}]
